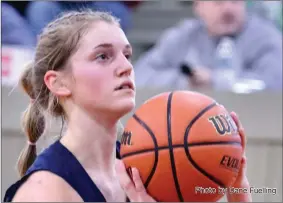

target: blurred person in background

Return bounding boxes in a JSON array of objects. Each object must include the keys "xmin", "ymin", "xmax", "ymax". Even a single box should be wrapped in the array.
[
  {"xmin": 1, "ymin": 2, "xmax": 36, "ymax": 47},
  {"xmin": 25, "ymin": 1, "xmax": 141, "ymax": 37},
  {"xmin": 134, "ymin": 1, "xmax": 282, "ymax": 92}
]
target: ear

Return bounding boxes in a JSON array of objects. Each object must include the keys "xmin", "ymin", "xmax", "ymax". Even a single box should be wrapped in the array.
[{"xmin": 44, "ymin": 70, "xmax": 71, "ymax": 97}]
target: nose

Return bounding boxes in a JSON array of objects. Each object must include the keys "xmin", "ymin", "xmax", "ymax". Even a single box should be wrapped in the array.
[{"xmin": 115, "ymin": 55, "xmax": 133, "ymax": 77}]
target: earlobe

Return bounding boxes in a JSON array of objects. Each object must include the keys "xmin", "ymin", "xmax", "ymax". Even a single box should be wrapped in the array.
[{"xmin": 44, "ymin": 71, "xmax": 72, "ymax": 97}]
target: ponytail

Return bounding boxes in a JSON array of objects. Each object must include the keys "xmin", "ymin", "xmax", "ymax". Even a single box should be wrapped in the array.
[
  {"xmin": 17, "ymin": 62, "xmax": 46, "ymax": 177},
  {"xmin": 17, "ymin": 104, "xmax": 45, "ymax": 177}
]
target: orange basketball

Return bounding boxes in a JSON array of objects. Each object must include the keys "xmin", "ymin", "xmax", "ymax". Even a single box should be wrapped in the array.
[{"xmin": 120, "ymin": 91, "xmax": 243, "ymax": 202}]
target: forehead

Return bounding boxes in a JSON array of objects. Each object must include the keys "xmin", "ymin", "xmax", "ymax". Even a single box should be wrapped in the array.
[
  {"xmin": 80, "ymin": 21, "xmax": 130, "ymax": 49},
  {"xmin": 198, "ymin": 1, "xmax": 220, "ymax": 8},
  {"xmin": 200, "ymin": 1, "xmax": 244, "ymax": 8}
]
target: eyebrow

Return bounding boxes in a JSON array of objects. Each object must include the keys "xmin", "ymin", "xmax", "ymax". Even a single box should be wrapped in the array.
[{"xmin": 94, "ymin": 43, "xmax": 132, "ymax": 50}]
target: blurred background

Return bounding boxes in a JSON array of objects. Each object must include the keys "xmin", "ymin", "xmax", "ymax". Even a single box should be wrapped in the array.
[{"xmin": 1, "ymin": 1, "xmax": 282, "ymax": 202}]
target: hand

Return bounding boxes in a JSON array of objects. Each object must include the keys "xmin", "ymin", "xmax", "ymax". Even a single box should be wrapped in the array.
[
  {"xmin": 230, "ymin": 112, "xmax": 248, "ymax": 187},
  {"xmin": 189, "ymin": 67, "xmax": 212, "ymax": 86},
  {"xmin": 227, "ymin": 112, "xmax": 252, "ymax": 202},
  {"xmin": 115, "ymin": 160, "xmax": 156, "ymax": 202}
]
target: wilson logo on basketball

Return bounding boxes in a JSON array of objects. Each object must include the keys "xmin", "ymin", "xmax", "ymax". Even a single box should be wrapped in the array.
[
  {"xmin": 208, "ymin": 114, "xmax": 238, "ymax": 136},
  {"xmin": 219, "ymin": 155, "xmax": 240, "ymax": 172},
  {"xmin": 121, "ymin": 131, "xmax": 133, "ymax": 146}
]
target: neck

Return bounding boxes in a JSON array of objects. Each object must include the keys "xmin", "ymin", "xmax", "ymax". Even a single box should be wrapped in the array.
[{"xmin": 60, "ymin": 108, "xmax": 119, "ymax": 177}]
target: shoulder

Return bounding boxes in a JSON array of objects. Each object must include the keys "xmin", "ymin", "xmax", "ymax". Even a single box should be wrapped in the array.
[
  {"xmin": 246, "ymin": 15, "xmax": 282, "ymax": 44},
  {"xmin": 11, "ymin": 171, "xmax": 82, "ymax": 202},
  {"xmin": 176, "ymin": 18, "xmax": 202, "ymax": 33},
  {"xmin": 157, "ymin": 18, "xmax": 202, "ymax": 45}
]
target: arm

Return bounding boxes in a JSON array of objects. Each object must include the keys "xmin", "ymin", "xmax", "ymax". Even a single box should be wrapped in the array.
[
  {"xmin": 243, "ymin": 23, "xmax": 282, "ymax": 91},
  {"xmin": 12, "ymin": 171, "xmax": 82, "ymax": 202}
]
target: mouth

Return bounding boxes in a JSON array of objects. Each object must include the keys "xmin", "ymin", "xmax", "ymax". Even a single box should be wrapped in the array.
[
  {"xmin": 115, "ymin": 81, "xmax": 135, "ymax": 91},
  {"xmin": 222, "ymin": 14, "xmax": 236, "ymax": 24}
]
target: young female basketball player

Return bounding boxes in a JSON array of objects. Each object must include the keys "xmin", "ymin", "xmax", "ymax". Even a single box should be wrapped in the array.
[{"xmin": 3, "ymin": 10, "xmax": 252, "ymax": 202}]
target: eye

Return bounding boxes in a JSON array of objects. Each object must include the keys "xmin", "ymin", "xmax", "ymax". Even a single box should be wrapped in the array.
[
  {"xmin": 96, "ymin": 53, "xmax": 109, "ymax": 61},
  {"xmin": 124, "ymin": 53, "xmax": 132, "ymax": 60}
]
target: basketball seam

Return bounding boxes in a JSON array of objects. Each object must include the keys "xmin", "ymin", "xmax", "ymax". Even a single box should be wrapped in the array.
[
  {"xmin": 184, "ymin": 102, "xmax": 227, "ymax": 188},
  {"xmin": 132, "ymin": 114, "xmax": 159, "ymax": 189},
  {"xmin": 121, "ymin": 95, "xmax": 237, "ymax": 200},
  {"xmin": 167, "ymin": 92, "xmax": 184, "ymax": 202},
  {"xmin": 120, "ymin": 142, "xmax": 241, "ymax": 158}
]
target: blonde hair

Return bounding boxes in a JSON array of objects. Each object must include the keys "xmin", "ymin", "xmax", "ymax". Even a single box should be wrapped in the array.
[{"xmin": 17, "ymin": 10, "xmax": 120, "ymax": 177}]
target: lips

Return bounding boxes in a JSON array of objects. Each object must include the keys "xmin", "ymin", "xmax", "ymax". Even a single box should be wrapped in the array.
[
  {"xmin": 115, "ymin": 81, "xmax": 134, "ymax": 91},
  {"xmin": 222, "ymin": 13, "xmax": 236, "ymax": 24}
]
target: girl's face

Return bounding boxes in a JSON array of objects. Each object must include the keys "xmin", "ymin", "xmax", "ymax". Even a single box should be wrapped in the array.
[{"xmin": 68, "ymin": 21, "xmax": 135, "ymax": 118}]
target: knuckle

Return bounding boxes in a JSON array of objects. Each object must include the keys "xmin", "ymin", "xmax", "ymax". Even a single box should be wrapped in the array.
[
  {"xmin": 123, "ymin": 179, "xmax": 133, "ymax": 190},
  {"xmin": 136, "ymin": 185, "xmax": 146, "ymax": 193}
]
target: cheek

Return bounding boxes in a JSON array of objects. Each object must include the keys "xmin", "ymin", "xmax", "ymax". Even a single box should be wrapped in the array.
[
  {"xmin": 236, "ymin": 8, "xmax": 245, "ymax": 20},
  {"xmin": 205, "ymin": 16, "xmax": 217, "ymax": 29},
  {"xmin": 72, "ymin": 66, "xmax": 111, "ymax": 101}
]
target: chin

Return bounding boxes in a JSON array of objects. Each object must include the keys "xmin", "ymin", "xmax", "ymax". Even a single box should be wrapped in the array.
[
  {"xmin": 113, "ymin": 99, "xmax": 136, "ymax": 117},
  {"xmin": 121, "ymin": 100, "xmax": 136, "ymax": 114}
]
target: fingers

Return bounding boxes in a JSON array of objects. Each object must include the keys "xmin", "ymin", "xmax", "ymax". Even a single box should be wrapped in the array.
[
  {"xmin": 230, "ymin": 112, "xmax": 243, "ymax": 131},
  {"xmin": 131, "ymin": 167, "xmax": 156, "ymax": 202},
  {"xmin": 132, "ymin": 168, "xmax": 146, "ymax": 193},
  {"xmin": 241, "ymin": 154, "xmax": 247, "ymax": 167},
  {"xmin": 230, "ymin": 111, "xmax": 246, "ymax": 151},
  {"xmin": 189, "ymin": 68, "xmax": 211, "ymax": 86},
  {"xmin": 116, "ymin": 160, "xmax": 156, "ymax": 202},
  {"xmin": 115, "ymin": 160, "xmax": 136, "ymax": 196},
  {"xmin": 237, "ymin": 155, "xmax": 248, "ymax": 180},
  {"xmin": 229, "ymin": 112, "xmax": 249, "ymax": 179},
  {"xmin": 194, "ymin": 71, "xmax": 210, "ymax": 85},
  {"xmin": 115, "ymin": 160, "xmax": 149, "ymax": 202}
]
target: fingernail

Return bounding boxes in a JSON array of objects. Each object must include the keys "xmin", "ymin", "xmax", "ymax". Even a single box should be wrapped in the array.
[
  {"xmin": 241, "ymin": 156, "xmax": 247, "ymax": 164},
  {"xmin": 133, "ymin": 168, "xmax": 139, "ymax": 175}
]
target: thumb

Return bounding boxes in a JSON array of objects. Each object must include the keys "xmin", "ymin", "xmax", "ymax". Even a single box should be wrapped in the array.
[{"xmin": 115, "ymin": 160, "xmax": 139, "ymax": 201}]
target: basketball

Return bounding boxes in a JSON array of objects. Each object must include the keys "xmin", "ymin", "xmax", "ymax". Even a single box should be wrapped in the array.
[{"xmin": 120, "ymin": 91, "xmax": 243, "ymax": 202}]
